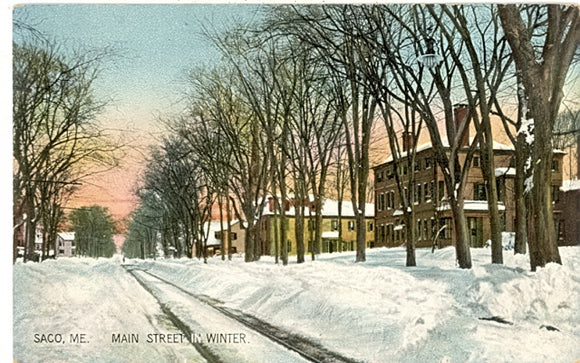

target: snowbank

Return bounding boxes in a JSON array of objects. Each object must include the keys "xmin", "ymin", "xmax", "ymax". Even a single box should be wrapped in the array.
[{"xmin": 13, "ymin": 247, "xmax": 580, "ymax": 363}]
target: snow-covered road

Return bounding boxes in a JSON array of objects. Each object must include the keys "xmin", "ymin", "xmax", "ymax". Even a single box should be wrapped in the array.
[{"xmin": 127, "ymin": 266, "xmax": 314, "ymax": 363}]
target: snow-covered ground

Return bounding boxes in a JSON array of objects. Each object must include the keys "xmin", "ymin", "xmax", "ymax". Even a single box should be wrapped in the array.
[{"xmin": 13, "ymin": 246, "xmax": 580, "ymax": 363}]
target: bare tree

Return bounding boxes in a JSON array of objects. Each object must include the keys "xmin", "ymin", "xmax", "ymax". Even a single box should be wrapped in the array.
[
  {"xmin": 269, "ymin": 5, "xmax": 379, "ymax": 262},
  {"xmin": 498, "ymin": 4, "xmax": 579, "ymax": 270},
  {"xmin": 13, "ymin": 37, "xmax": 117, "ymax": 262}
]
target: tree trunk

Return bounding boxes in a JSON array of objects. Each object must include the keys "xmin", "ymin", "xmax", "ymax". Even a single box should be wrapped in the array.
[
  {"xmin": 452, "ymin": 199, "xmax": 472, "ymax": 269},
  {"xmin": 481, "ymin": 136, "xmax": 503, "ymax": 264},
  {"xmin": 405, "ymin": 209, "xmax": 417, "ymax": 267},
  {"xmin": 528, "ymin": 105, "xmax": 561, "ymax": 270}
]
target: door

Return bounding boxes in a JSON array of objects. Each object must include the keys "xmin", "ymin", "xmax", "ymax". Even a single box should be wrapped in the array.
[{"xmin": 468, "ymin": 217, "xmax": 483, "ymax": 247}]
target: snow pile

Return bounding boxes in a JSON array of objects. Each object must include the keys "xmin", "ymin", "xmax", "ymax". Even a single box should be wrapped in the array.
[
  {"xmin": 13, "ymin": 247, "xmax": 580, "ymax": 363},
  {"xmin": 13, "ymin": 256, "xmax": 204, "ymax": 363},
  {"xmin": 141, "ymin": 247, "xmax": 580, "ymax": 363}
]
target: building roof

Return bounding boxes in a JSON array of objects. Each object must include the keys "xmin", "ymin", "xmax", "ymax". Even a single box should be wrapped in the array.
[
  {"xmin": 495, "ymin": 167, "xmax": 516, "ymax": 177},
  {"xmin": 321, "ymin": 231, "xmax": 339, "ymax": 239},
  {"xmin": 262, "ymin": 195, "xmax": 374, "ymax": 218},
  {"xmin": 202, "ymin": 220, "xmax": 240, "ymax": 246},
  {"xmin": 377, "ymin": 137, "xmax": 515, "ymax": 166},
  {"xmin": 57, "ymin": 232, "xmax": 75, "ymax": 241}
]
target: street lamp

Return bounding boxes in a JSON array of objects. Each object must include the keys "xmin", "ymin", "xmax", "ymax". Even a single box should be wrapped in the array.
[{"xmin": 418, "ymin": 36, "xmax": 442, "ymax": 69}]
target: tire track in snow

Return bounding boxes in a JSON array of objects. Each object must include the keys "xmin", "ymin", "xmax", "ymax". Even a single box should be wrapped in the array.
[
  {"xmin": 123, "ymin": 265, "xmax": 224, "ymax": 363},
  {"xmin": 123, "ymin": 264, "xmax": 362, "ymax": 363}
]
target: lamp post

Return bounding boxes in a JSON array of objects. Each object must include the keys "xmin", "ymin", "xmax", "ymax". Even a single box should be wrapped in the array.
[{"xmin": 417, "ymin": 36, "xmax": 442, "ymax": 69}]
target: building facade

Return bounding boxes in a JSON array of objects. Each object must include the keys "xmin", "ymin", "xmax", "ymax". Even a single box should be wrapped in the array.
[
  {"xmin": 257, "ymin": 195, "xmax": 375, "ymax": 256},
  {"xmin": 555, "ymin": 180, "xmax": 580, "ymax": 246},
  {"xmin": 56, "ymin": 232, "xmax": 75, "ymax": 257},
  {"xmin": 199, "ymin": 220, "xmax": 246, "ymax": 257},
  {"xmin": 373, "ymin": 139, "xmax": 565, "ymax": 249}
]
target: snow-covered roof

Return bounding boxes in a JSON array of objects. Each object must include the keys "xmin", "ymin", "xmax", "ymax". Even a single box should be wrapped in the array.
[
  {"xmin": 262, "ymin": 195, "xmax": 374, "ymax": 218},
  {"xmin": 57, "ymin": 232, "xmax": 75, "ymax": 241},
  {"xmin": 495, "ymin": 167, "xmax": 516, "ymax": 177},
  {"xmin": 202, "ymin": 220, "xmax": 240, "ymax": 246},
  {"xmin": 378, "ymin": 137, "xmax": 515, "ymax": 165},
  {"xmin": 561, "ymin": 180, "xmax": 580, "ymax": 192},
  {"xmin": 321, "ymin": 231, "xmax": 339, "ymax": 239},
  {"xmin": 437, "ymin": 200, "xmax": 506, "ymax": 212}
]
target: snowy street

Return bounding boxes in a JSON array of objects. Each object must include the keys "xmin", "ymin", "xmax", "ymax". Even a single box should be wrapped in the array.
[{"xmin": 13, "ymin": 247, "xmax": 580, "ymax": 363}]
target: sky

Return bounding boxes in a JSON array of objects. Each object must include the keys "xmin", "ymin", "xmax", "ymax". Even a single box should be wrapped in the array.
[
  {"xmin": 6, "ymin": 2, "xmax": 264, "ymax": 226},
  {"xmin": 12, "ymin": 3, "xmax": 262, "ymax": 133}
]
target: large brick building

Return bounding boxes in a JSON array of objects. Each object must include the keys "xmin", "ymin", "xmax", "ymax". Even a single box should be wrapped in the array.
[{"xmin": 372, "ymin": 132, "xmax": 565, "ymax": 249}]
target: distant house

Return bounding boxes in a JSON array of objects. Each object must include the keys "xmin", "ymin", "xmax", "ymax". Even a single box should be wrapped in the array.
[
  {"xmin": 56, "ymin": 232, "xmax": 75, "ymax": 257},
  {"xmin": 372, "ymin": 126, "xmax": 565, "ymax": 248},
  {"xmin": 257, "ymin": 195, "xmax": 375, "ymax": 256},
  {"xmin": 555, "ymin": 180, "xmax": 580, "ymax": 246},
  {"xmin": 199, "ymin": 220, "xmax": 245, "ymax": 257}
]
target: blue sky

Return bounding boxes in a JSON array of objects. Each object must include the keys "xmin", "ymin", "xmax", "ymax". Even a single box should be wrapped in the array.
[{"xmin": 12, "ymin": 4, "xmax": 262, "ymax": 134}]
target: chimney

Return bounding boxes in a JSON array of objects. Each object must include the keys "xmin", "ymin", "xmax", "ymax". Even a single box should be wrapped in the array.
[
  {"xmin": 402, "ymin": 131, "xmax": 413, "ymax": 152},
  {"xmin": 268, "ymin": 196, "xmax": 275, "ymax": 212},
  {"xmin": 454, "ymin": 104, "xmax": 470, "ymax": 148}
]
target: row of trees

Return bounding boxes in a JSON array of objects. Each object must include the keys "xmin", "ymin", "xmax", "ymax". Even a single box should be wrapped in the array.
[
  {"xmin": 127, "ymin": 4, "xmax": 579, "ymax": 270},
  {"xmin": 13, "ymin": 22, "xmax": 119, "ymax": 261},
  {"xmin": 69, "ymin": 205, "xmax": 117, "ymax": 258}
]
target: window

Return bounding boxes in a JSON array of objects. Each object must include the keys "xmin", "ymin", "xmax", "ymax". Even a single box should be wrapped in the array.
[
  {"xmin": 439, "ymin": 218, "xmax": 452, "ymax": 239},
  {"xmin": 413, "ymin": 184, "xmax": 422, "ymax": 203},
  {"xmin": 348, "ymin": 221, "xmax": 355, "ymax": 231},
  {"xmin": 387, "ymin": 166, "xmax": 394, "ymax": 179},
  {"xmin": 230, "ymin": 232, "xmax": 237, "ymax": 240},
  {"xmin": 331, "ymin": 219, "xmax": 338, "ymax": 231},
  {"xmin": 417, "ymin": 184, "xmax": 422, "ymax": 204},
  {"xmin": 430, "ymin": 218, "xmax": 435, "ymax": 238},
  {"xmin": 367, "ymin": 221, "xmax": 374, "ymax": 232},
  {"xmin": 474, "ymin": 183, "xmax": 487, "ymax": 201},
  {"xmin": 424, "ymin": 183, "xmax": 430, "ymax": 202},
  {"xmin": 377, "ymin": 171, "xmax": 383, "ymax": 183},
  {"xmin": 424, "ymin": 219, "xmax": 428, "ymax": 241},
  {"xmin": 417, "ymin": 219, "xmax": 422, "ymax": 240},
  {"xmin": 414, "ymin": 161, "xmax": 420, "ymax": 172},
  {"xmin": 552, "ymin": 159, "xmax": 559, "ymax": 172},
  {"xmin": 438, "ymin": 180, "xmax": 445, "ymax": 200},
  {"xmin": 425, "ymin": 157, "xmax": 432, "ymax": 169},
  {"xmin": 551, "ymin": 185, "xmax": 560, "ymax": 203},
  {"xmin": 473, "ymin": 157, "xmax": 480, "ymax": 168},
  {"xmin": 555, "ymin": 220, "xmax": 565, "ymax": 240},
  {"xmin": 379, "ymin": 224, "xmax": 385, "ymax": 242},
  {"xmin": 430, "ymin": 181, "xmax": 435, "ymax": 200}
]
